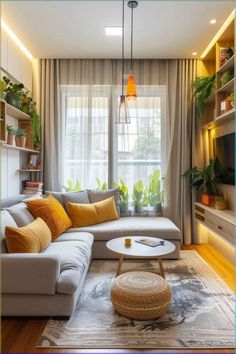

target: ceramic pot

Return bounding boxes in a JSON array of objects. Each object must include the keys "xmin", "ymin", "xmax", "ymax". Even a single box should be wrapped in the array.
[
  {"xmin": 20, "ymin": 136, "xmax": 26, "ymax": 148},
  {"xmin": 201, "ymin": 193, "xmax": 215, "ymax": 207},
  {"xmin": 15, "ymin": 136, "xmax": 21, "ymax": 147},
  {"xmin": 134, "ymin": 204, "xmax": 143, "ymax": 214},
  {"xmin": 7, "ymin": 134, "xmax": 15, "ymax": 145},
  {"xmin": 6, "ymin": 93, "xmax": 21, "ymax": 109},
  {"xmin": 214, "ymin": 199, "xmax": 226, "ymax": 210},
  {"xmin": 120, "ymin": 203, "xmax": 129, "ymax": 216}
]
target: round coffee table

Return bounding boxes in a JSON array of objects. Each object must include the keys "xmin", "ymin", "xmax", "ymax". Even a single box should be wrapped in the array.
[{"xmin": 106, "ymin": 236, "xmax": 176, "ymax": 278}]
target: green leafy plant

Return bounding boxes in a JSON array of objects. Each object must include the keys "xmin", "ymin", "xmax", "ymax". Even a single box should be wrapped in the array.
[
  {"xmin": 132, "ymin": 180, "xmax": 145, "ymax": 206},
  {"xmin": 15, "ymin": 128, "xmax": 26, "ymax": 137},
  {"xmin": 193, "ymin": 75, "xmax": 216, "ymax": 117},
  {"xmin": 6, "ymin": 124, "xmax": 15, "ymax": 135},
  {"xmin": 220, "ymin": 71, "xmax": 233, "ymax": 87},
  {"xmin": 0, "ymin": 79, "xmax": 7, "ymax": 98},
  {"xmin": 30, "ymin": 106, "xmax": 41, "ymax": 148},
  {"xmin": 114, "ymin": 179, "xmax": 129, "ymax": 204},
  {"xmin": 96, "ymin": 178, "xmax": 108, "ymax": 190},
  {"xmin": 3, "ymin": 76, "xmax": 25, "ymax": 96},
  {"xmin": 63, "ymin": 179, "xmax": 81, "ymax": 192},
  {"xmin": 183, "ymin": 158, "xmax": 224, "ymax": 195},
  {"xmin": 147, "ymin": 170, "xmax": 161, "ymax": 206}
]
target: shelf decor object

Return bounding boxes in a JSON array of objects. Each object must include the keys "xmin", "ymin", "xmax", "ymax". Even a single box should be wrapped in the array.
[
  {"xmin": 117, "ymin": 0, "xmax": 130, "ymax": 124},
  {"xmin": 126, "ymin": 0, "xmax": 138, "ymax": 100}
]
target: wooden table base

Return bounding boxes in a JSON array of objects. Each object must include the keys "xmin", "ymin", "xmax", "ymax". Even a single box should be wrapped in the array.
[{"xmin": 115, "ymin": 256, "xmax": 166, "ymax": 278}]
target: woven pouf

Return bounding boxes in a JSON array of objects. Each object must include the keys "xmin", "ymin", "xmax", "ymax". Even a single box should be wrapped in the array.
[{"xmin": 110, "ymin": 271, "xmax": 172, "ymax": 320}]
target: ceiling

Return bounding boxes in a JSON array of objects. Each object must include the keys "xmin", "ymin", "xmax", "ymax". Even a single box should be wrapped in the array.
[{"xmin": 1, "ymin": 1, "xmax": 234, "ymax": 59}]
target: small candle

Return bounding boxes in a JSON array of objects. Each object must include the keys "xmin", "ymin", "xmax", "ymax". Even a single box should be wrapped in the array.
[{"xmin": 124, "ymin": 238, "xmax": 132, "ymax": 247}]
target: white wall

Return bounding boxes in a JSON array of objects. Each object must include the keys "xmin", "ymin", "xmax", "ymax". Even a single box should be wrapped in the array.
[{"xmin": 1, "ymin": 26, "xmax": 33, "ymax": 198}]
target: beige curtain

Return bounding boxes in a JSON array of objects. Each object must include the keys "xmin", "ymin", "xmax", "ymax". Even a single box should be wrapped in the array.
[{"xmin": 33, "ymin": 58, "xmax": 198, "ymax": 244}]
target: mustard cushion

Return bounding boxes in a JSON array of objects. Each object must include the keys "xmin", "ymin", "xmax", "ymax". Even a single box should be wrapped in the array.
[
  {"xmin": 67, "ymin": 196, "xmax": 119, "ymax": 228},
  {"xmin": 5, "ymin": 217, "xmax": 51, "ymax": 253},
  {"xmin": 25, "ymin": 195, "xmax": 72, "ymax": 240}
]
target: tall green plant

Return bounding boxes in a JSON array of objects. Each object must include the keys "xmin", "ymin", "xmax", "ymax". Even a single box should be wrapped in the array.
[
  {"xmin": 148, "ymin": 170, "xmax": 161, "ymax": 206},
  {"xmin": 114, "ymin": 179, "xmax": 129, "ymax": 204},
  {"xmin": 183, "ymin": 158, "xmax": 224, "ymax": 195},
  {"xmin": 132, "ymin": 180, "xmax": 144, "ymax": 205},
  {"xmin": 63, "ymin": 179, "xmax": 81, "ymax": 192},
  {"xmin": 96, "ymin": 178, "xmax": 108, "ymax": 190},
  {"xmin": 193, "ymin": 75, "xmax": 215, "ymax": 117}
]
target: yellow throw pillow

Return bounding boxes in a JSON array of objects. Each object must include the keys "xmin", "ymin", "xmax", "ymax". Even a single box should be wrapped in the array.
[
  {"xmin": 67, "ymin": 196, "xmax": 119, "ymax": 228},
  {"xmin": 5, "ymin": 217, "xmax": 51, "ymax": 253},
  {"xmin": 25, "ymin": 195, "xmax": 72, "ymax": 240},
  {"xmin": 94, "ymin": 196, "xmax": 119, "ymax": 223}
]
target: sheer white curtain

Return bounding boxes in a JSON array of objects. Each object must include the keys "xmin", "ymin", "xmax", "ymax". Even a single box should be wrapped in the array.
[{"xmin": 61, "ymin": 85, "xmax": 111, "ymax": 190}]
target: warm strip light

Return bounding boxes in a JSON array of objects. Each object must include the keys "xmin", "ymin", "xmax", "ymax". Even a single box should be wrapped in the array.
[
  {"xmin": 200, "ymin": 9, "xmax": 235, "ymax": 59},
  {"xmin": 1, "ymin": 20, "xmax": 33, "ymax": 61},
  {"xmin": 105, "ymin": 27, "xmax": 122, "ymax": 36}
]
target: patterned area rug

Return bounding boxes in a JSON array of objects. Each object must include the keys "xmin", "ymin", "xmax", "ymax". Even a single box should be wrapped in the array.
[{"xmin": 38, "ymin": 251, "xmax": 234, "ymax": 349}]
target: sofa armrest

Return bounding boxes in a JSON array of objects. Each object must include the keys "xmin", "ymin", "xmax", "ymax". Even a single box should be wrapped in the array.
[{"xmin": 1, "ymin": 254, "xmax": 60, "ymax": 295}]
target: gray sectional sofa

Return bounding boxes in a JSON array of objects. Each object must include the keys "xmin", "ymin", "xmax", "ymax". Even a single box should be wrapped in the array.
[{"xmin": 1, "ymin": 193, "xmax": 180, "ymax": 317}]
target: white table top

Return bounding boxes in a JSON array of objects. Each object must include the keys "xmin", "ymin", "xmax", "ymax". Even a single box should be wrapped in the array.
[{"xmin": 106, "ymin": 236, "xmax": 176, "ymax": 258}]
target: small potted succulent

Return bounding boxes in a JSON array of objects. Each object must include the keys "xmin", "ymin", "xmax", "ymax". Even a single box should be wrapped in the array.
[
  {"xmin": 15, "ymin": 128, "xmax": 27, "ymax": 148},
  {"xmin": 6, "ymin": 124, "xmax": 15, "ymax": 145}
]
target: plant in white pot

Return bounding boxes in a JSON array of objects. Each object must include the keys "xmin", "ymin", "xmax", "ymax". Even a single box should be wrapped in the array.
[
  {"xmin": 132, "ymin": 180, "xmax": 144, "ymax": 214},
  {"xmin": 15, "ymin": 128, "xmax": 27, "ymax": 148},
  {"xmin": 6, "ymin": 125, "xmax": 15, "ymax": 145},
  {"xmin": 114, "ymin": 179, "xmax": 129, "ymax": 216}
]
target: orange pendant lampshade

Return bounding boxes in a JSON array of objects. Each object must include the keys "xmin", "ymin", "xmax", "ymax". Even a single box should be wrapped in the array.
[{"xmin": 126, "ymin": 73, "xmax": 137, "ymax": 100}]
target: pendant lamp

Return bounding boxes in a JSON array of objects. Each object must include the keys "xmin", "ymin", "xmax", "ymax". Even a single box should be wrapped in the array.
[
  {"xmin": 126, "ymin": 0, "xmax": 138, "ymax": 100},
  {"xmin": 117, "ymin": 0, "xmax": 130, "ymax": 123}
]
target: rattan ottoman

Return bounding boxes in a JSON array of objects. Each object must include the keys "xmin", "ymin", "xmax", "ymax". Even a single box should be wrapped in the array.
[{"xmin": 110, "ymin": 271, "xmax": 172, "ymax": 320}]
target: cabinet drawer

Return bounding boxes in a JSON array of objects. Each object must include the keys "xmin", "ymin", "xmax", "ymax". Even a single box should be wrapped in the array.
[{"xmin": 205, "ymin": 210, "xmax": 234, "ymax": 243}]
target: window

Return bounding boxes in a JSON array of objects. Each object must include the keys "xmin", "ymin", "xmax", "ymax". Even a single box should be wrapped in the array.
[{"xmin": 61, "ymin": 85, "xmax": 166, "ymax": 209}]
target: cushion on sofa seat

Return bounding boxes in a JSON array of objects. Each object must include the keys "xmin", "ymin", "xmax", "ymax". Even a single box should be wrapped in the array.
[
  {"xmin": 43, "ymin": 240, "xmax": 92, "ymax": 295},
  {"xmin": 55, "ymin": 231, "xmax": 94, "ymax": 247},
  {"xmin": 0, "ymin": 210, "xmax": 18, "ymax": 253},
  {"xmin": 65, "ymin": 217, "xmax": 180, "ymax": 241}
]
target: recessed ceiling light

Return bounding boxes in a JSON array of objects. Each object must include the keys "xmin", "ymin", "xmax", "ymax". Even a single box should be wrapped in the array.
[
  {"xmin": 192, "ymin": 52, "xmax": 197, "ymax": 56},
  {"xmin": 210, "ymin": 19, "xmax": 217, "ymax": 24},
  {"xmin": 105, "ymin": 27, "xmax": 122, "ymax": 36}
]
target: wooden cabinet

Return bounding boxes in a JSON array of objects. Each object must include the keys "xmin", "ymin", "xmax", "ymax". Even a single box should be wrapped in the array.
[{"xmin": 195, "ymin": 203, "xmax": 234, "ymax": 245}]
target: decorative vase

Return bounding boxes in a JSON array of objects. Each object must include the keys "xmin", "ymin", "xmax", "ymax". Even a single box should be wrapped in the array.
[
  {"xmin": 15, "ymin": 136, "xmax": 21, "ymax": 147},
  {"xmin": 6, "ymin": 93, "xmax": 21, "ymax": 109},
  {"xmin": 214, "ymin": 199, "xmax": 226, "ymax": 210},
  {"xmin": 201, "ymin": 193, "xmax": 215, "ymax": 207},
  {"xmin": 19, "ymin": 136, "xmax": 26, "ymax": 148},
  {"xmin": 7, "ymin": 134, "xmax": 15, "ymax": 145}
]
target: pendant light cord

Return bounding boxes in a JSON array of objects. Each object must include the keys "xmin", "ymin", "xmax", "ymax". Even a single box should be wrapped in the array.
[
  {"xmin": 130, "ymin": 4, "xmax": 133, "ymax": 72},
  {"xmin": 121, "ymin": 0, "xmax": 125, "ymax": 96}
]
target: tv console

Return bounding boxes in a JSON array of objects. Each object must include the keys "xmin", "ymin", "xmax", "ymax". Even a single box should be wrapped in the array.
[{"xmin": 195, "ymin": 202, "xmax": 234, "ymax": 246}]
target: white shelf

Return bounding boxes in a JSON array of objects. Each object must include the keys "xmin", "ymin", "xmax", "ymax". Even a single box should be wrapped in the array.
[
  {"xmin": 195, "ymin": 202, "xmax": 234, "ymax": 225},
  {"xmin": 217, "ymin": 78, "xmax": 234, "ymax": 94},
  {"xmin": 1, "ymin": 143, "xmax": 40, "ymax": 154},
  {"xmin": 18, "ymin": 169, "xmax": 41, "ymax": 172},
  {"xmin": 0, "ymin": 99, "xmax": 30, "ymax": 120},
  {"xmin": 202, "ymin": 108, "xmax": 235, "ymax": 129}
]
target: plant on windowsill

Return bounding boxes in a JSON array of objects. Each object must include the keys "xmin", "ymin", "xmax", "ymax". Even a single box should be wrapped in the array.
[
  {"xmin": 114, "ymin": 179, "xmax": 129, "ymax": 216},
  {"xmin": 63, "ymin": 179, "xmax": 81, "ymax": 192},
  {"xmin": 147, "ymin": 170, "xmax": 162, "ymax": 214},
  {"xmin": 96, "ymin": 178, "xmax": 108, "ymax": 190},
  {"xmin": 132, "ymin": 180, "xmax": 145, "ymax": 214},
  {"xmin": 6, "ymin": 124, "xmax": 15, "ymax": 145},
  {"xmin": 183, "ymin": 158, "xmax": 225, "ymax": 207},
  {"xmin": 193, "ymin": 74, "xmax": 216, "ymax": 118},
  {"xmin": 15, "ymin": 128, "xmax": 27, "ymax": 148}
]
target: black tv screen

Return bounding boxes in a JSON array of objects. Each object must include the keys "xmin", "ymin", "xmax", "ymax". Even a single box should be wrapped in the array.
[{"xmin": 213, "ymin": 133, "xmax": 235, "ymax": 185}]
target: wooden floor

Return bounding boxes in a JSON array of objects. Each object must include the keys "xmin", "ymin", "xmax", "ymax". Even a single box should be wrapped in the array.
[{"xmin": 2, "ymin": 243, "xmax": 235, "ymax": 353}]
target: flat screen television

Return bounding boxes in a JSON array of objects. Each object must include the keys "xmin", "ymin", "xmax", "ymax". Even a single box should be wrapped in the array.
[{"xmin": 213, "ymin": 132, "xmax": 235, "ymax": 185}]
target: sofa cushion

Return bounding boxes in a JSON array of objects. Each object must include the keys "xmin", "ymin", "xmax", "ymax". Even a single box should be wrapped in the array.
[
  {"xmin": 5, "ymin": 217, "xmax": 52, "ymax": 253},
  {"xmin": 0, "ymin": 210, "xmax": 17, "ymax": 253},
  {"xmin": 45, "ymin": 191, "xmax": 90, "ymax": 206},
  {"xmin": 6, "ymin": 195, "xmax": 42, "ymax": 227},
  {"xmin": 55, "ymin": 231, "xmax": 94, "ymax": 247},
  {"xmin": 87, "ymin": 188, "xmax": 120, "ymax": 215},
  {"xmin": 43, "ymin": 239, "xmax": 92, "ymax": 295},
  {"xmin": 66, "ymin": 217, "xmax": 180, "ymax": 241}
]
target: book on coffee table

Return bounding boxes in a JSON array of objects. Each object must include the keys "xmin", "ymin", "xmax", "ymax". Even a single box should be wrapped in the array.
[{"xmin": 135, "ymin": 238, "xmax": 165, "ymax": 247}]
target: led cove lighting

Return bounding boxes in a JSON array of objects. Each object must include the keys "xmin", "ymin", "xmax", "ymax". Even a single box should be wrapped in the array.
[
  {"xmin": 192, "ymin": 52, "xmax": 197, "ymax": 56},
  {"xmin": 1, "ymin": 20, "xmax": 33, "ymax": 61},
  {"xmin": 105, "ymin": 27, "xmax": 122, "ymax": 36},
  {"xmin": 210, "ymin": 19, "xmax": 216, "ymax": 24}
]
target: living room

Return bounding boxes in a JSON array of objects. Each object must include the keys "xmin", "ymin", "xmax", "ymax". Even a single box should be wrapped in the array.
[{"xmin": 0, "ymin": 0, "xmax": 235, "ymax": 352}]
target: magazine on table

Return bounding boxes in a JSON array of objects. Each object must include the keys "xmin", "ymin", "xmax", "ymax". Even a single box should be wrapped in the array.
[{"xmin": 135, "ymin": 238, "xmax": 165, "ymax": 247}]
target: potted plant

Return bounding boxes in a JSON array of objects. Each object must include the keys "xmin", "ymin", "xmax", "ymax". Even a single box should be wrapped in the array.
[
  {"xmin": 0, "ymin": 78, "xmax": 7, "ymax": 99},
  {"xmin": 6, "ymin": 125, "xmax": 15, "ymax": 145},
  {"xmin": 63, "ymin": 179, "xmax": 81, "ymax": 192},
  {"xmin": 96, "ymin": 178, "xmax": 108, "ymax": 190},
  {"xmin": 183, "ymin": 158, "xmax": 224, "ymax": 207},
  {"xmin": 114, "ymin": 179, "xmax": 129, "ymax": 215},
  {"xmin": 220, "ymin": 71, "xmax": 233, "ymax": 87},
  {"xmin": 147, "ymin": 170, "xmax": 162, "ymax": 214},
  {"xmin": 228, "ymin": 92, "xmax": 234, "ymax": 108},
  {"xmin": 15, "ymin": 128, "xmax": 27, "ymax": 148},
  {"xmin": 132, "ymin": 180, "xmax": 144, "ymax": 214},
  {"xmin": 2, "ymin": 76, "xmax": 25, "ymax": 109},
  {"xmin": 193, "ymin": 74, "xmax": 216, "ymax": 117}
]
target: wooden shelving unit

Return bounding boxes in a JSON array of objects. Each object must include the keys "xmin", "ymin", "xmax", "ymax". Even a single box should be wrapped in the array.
[
  {"xmin": 0, "ymin": 143, "xmax": 40, "ymax": 154},
  {"xmin": 18, "ymin": 169, "xmax": 41, "ymax": 172}
]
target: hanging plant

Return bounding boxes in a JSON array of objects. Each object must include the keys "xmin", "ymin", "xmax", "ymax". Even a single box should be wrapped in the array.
[
  {"xmin": 193, "ymin": 74, "xmax": 216, "ymax": 118},
  {"xmin": 30, "ymin": 104, "xmax": 41, "ymax": 149}
]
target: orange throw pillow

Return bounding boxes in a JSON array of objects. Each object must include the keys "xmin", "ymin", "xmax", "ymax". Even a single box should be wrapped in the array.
[
  {"xmin": 67, "ymin": 196, "xmax": 119, "ymax": 228},
  {"xmin": 5, "ymin": 217, "xmax": 51, "ymax": 253},
  {"xmin": 25, "ymin": 195, "xmax": 72, "ymax": 240}
]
